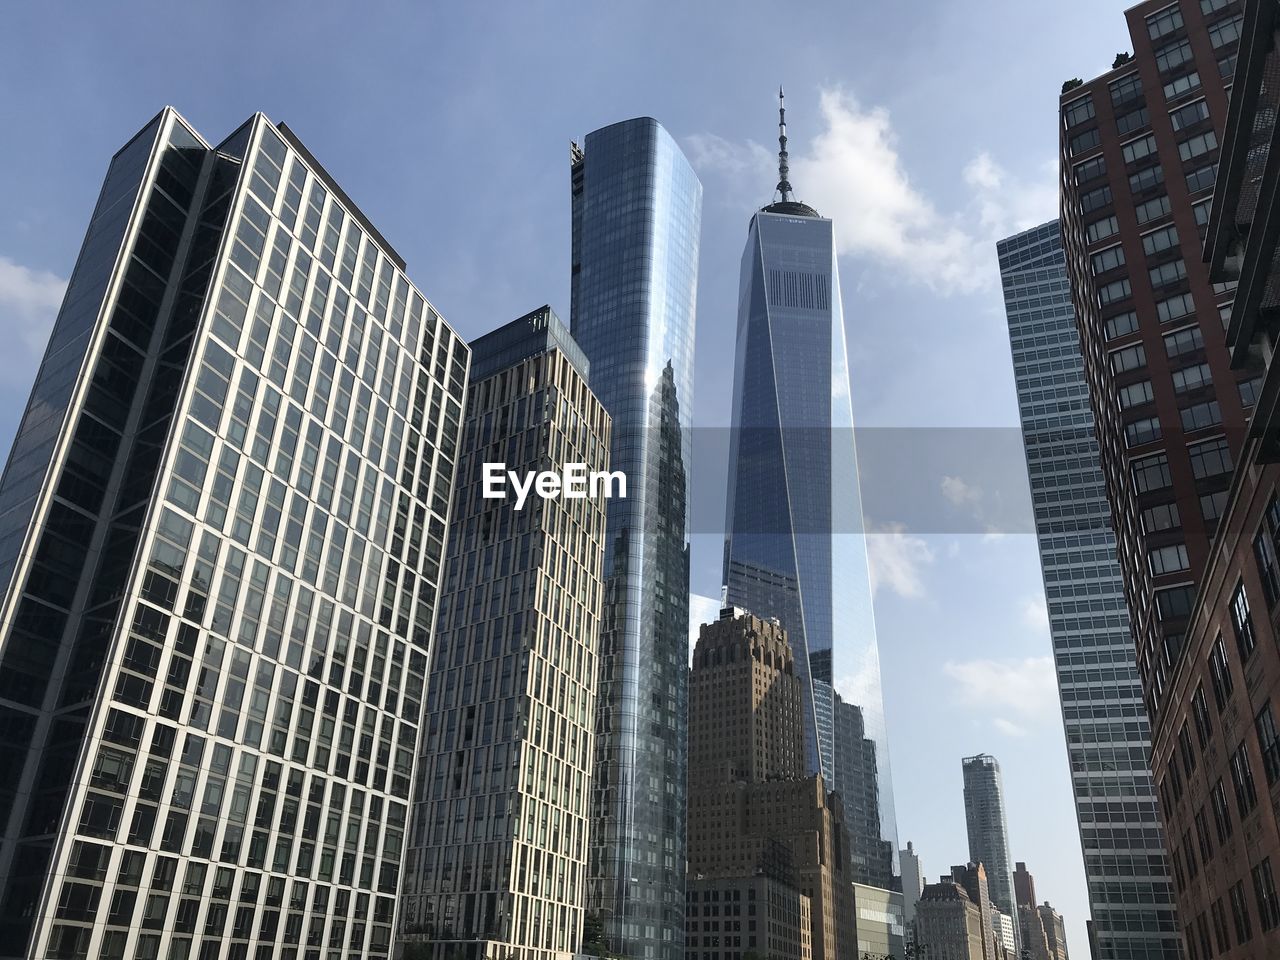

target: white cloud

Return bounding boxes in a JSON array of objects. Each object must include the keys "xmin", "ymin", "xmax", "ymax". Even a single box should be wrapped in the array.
[
  {"xmin": 943, "ymin": 655, "xmax": 1058, "ymax": 734},
  {"xmin": 686, "ymin": 87, "xmax": 1056, "ymax": 296},
  {"xmin": 866, "ymin": 523, "xmax": 935, "ymax": 598},
  {"xmin": 0, "ymin": 255, "xmax": 65, "ymax": 390},
  {"xmin": 941, "ymin": 475, "xmax": 982, "ymax": 507},
  {"xmin": 1020, "ymin": 595, "xmax": 1050, "ymax": 636}
]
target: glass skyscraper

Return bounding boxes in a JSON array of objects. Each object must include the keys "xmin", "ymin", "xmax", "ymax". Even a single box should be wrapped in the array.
[
  {"xmin": 569, "ymin": 118, "xmax": 701, "ymax": 960},
  {"xmin": 999, "ymin": 220, "xmax": 1180, "ymax": 960},
  {"xmin": 721, "ymin": 98, "xmax": 897, "ymax": 889},
  {"xmin": 0, "ymin": 107, "xmax": 467, "ymax": 960}
]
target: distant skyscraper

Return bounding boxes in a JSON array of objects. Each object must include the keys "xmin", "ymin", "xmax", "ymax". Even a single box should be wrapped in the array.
[
  {"xmin": 569, "ymin": 116, "xmax": 701, "ymax": 960},
  {"xmin": 399, "ymin": 307, "xmax": 610, "ymax": 960},
  {"xmin": 901, "ymin": 841, "xmax": 924, "ymax": 925},
  {"xmin": 721, "ymin": 89, "xmax": 896, "ymax": 889},
  {"xmin": 962, "ymin": 755, "xmax": 1019, "ymax": 956},
  {"xmin": 999, "ymin": 221, "xmax": 1178, "ymax": 959},
  {"xmin": 915, "ymin": 880, "xmax": 987, "ymax": 960},
  {"xmin": 0, "ymin": 108, "xmax": 467, "ymax": 960},
  {"xmin": 686, "ymin": 609, "xmax": 855, "ymax": 960}
]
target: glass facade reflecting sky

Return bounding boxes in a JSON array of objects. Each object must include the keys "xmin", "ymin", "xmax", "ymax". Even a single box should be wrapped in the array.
[
  {"xmin": 569, "ymin": 117, "xmax": 701, "ymax": 960},
  {"xmin": 722, "ymin": 205, "xmax": 898, "ymax": 888},
  {"xmin": 1000, "ymin": 221, "xmax": 1180, "ymax": 960}
]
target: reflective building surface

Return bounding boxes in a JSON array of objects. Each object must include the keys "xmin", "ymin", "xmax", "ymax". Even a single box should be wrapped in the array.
[
  {"xmin": 0, "ymin": 108, "xmax": 467, "ymax": 960},
  {"xmin": 721, "ymin": 98, "xmax": 897, "ymax": 889},
  {"xmin": 400, "ymin": 307, "xmax": 610, "ymax": 960},
  {"xmin": 1000, "ymin": 220, "xmax": 1180, "ymax": 959},
  {"xmin": 569, "ymin": 117, "xmax": 702, "ymax": 960}
]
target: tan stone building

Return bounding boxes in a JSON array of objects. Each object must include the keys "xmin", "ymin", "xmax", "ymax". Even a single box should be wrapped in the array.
[
  {"xmin": 686, "ymin": 610, "xmax": 855, "ymax": 960},
  {"xmin": 915, "ymin": 881, "xmax": 987, "ymax": 960}
]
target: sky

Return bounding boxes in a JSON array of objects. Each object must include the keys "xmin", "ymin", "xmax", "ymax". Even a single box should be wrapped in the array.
[{"xmin": 0, "ymin": 1, "xmax": 1141, "ymax": 952}]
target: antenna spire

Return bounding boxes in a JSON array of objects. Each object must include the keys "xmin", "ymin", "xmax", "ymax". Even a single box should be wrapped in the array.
[{"xmin": 776, "ymin": 85, "xmax": 793, "ymax": 202}]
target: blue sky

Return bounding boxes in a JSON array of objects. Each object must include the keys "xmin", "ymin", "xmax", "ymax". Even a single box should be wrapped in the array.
[{"xmin": 0, "ymin": 1, "xmax": 1140, "ymax": 950}]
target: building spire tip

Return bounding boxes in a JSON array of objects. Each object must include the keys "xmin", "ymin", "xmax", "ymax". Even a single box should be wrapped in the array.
[{"xmin": 776, "ymin": 86, "xmax": 792, "ymax": 202}]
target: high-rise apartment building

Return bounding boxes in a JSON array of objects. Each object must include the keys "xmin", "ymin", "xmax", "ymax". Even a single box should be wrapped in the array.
[
  {"xmin": 1058, "ymin": 0, "xmax": 1250, "ymax": 772},
  {"xmin": 721, "ymin": 91, "xmax": 896, "ymax": 890},
  {"xmin": 961, "ymin": 755, "xmax": 1019, "ymax": 955},
  {"xmin": 686, "ymin": 609, "xmax": 855, "ymax": 960},
  {"xmin": 1058, "ymin": 3, "xmax": 1259, "ymax": 957},
  {"xmin": 0, "ymin": 108, "xmax": 467, "ymax": 960},
  {"xmin": 999, "ymin": 221, "xmax": 1179, "ymax": 959},
  {"xmin": 569, "ymin": 116, "xmax": 702, "ymax": 960},
  {"xmin": 398, "ymin": 307, "xmax": 610, "ymax": 960}
]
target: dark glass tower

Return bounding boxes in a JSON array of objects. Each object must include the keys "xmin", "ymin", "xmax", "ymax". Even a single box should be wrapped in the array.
[
  {"xmin": 721, "ymin": 92, "xmax": 897, "ymax": 888},
  {"xmin": 569, "ymin": 118, "xmax": 701, "ymax": 960}
]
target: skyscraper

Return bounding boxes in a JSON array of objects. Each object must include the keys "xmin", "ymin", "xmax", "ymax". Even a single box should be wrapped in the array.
[
  {"xmin": 961, "ymin": 755, "xmax": 1019, "ymax": 956},
  {"xmin": 569, "ymin": 117, "xmax": 702, "ymax": 960},
  {"xmin": 999, "ymin": 221, "xmax": 1179, "ymax": 959},
  {"xmin": 686, "ymin": 609, "xmax": 855, "ymax": 960},
  {"xmin": 721, "ymin": 90, "xmax": 896, "ymax": 890},
  {"xmin": 399, "ymin": 307, "xmax": 610, "ymax": 960},
  {"xmin": 0, "ymin": 108, "xmax": 467, "ymax": 960},
  {"xmin": 915, "ymin": 879, "xmax": 987, "ymax": 960}
]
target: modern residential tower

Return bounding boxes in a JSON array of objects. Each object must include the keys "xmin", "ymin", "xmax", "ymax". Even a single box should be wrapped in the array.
[
  {"xmin": 721, "ymin": 90, "xmax": 897, "ymax": 890},
  {"xmin": 999, "ymin": 221, "xmax": 1179, "ymax": 959},
  {"xmin": 570, "ymin": 117, "xmax": 702, "ymax": 960},
  {"xmin": 399, "ymin": 307, "xmax": 610, "ymax": 960},
  {"xmin": 0, "ymin": 108, "xmax": 467, "ymax": 960},
  {"xmin": 961, "ymin": 754, "xmax": 1019, "ymax": 956}
]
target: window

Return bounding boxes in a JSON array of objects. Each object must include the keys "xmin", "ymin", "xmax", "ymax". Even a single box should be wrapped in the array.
[
  {"xmin": 1256, "ymin": 702, "xmax": 1280, "ymax": 784},
  {"xmin": 1193, "ymin": 684, "xmax": 1213, "ymax": 746},
  {"xmin": 1110, "ymin": 73, "xmax": 1143, "ymax": 106},
  {"xmin": 1189, "ymin": 436, "xmax": 1232, "ymax": 477},
  {"xmin": 1253, "ymin": 858, "xmax": 1280, "ymax": 931},
  {"xmin": 1124, "ymin": 133, "xmax": 1159, "ymax": 164},
  {"xmin": 1106, "ymin": 311, "xmax": 1139, "ymax": 339},
  {"xmin": 1181, "ymin": 399, "xmax": 1221, "ymax": 430},
  {"xmin": 1202, "ymin": 0, "xmax": 1232, "ymax": 11},
  {"xmin": 1149, "ymin": 259, "xmax": 1187, "ymax": 287},
  {"xmin": 1071, "ymin": 127, "xmax": 1102, "ymax": 156},
  {"xmin": 1127, "ymin": 417, "xmax": 1163, "ymax": 447},
  {"xmin": 1187, "ymin": 163, "xmax": 1218, "ymax": 193},
  {"xmin": 1117, "ymin": 106, "xmax": 1151, "ymax": 136},
  {"xmin": 1164, "ymin": 71, "xmax": 1203, "ymax": 101},
  {"xmin": 1147, "ymin": 5, "xmax": 1184, "ymax": 37},
  {"xmin": 1179, "ymin": 130, "xmax": 1218, "ymax": 161},
  {"xmin": 1173, "ymin": 362, "xmax": 1213, "ymax": 394},
  {"xmin": 1129, "ymin": 165, "xmax": 1165, "ymax": 194},
  {"xmin": 1065, "ymin": 95, "xmax": 1096, "ymax": 127},
  {"xmin": 1221, "ymin": 51, "xmax": 1240, "ymax": 79},
  {"xmin": 1230, "ymin": 879, "xmax": 1254, "ymax": 945},
  {"xmin": 1231, "ymin": 742, "xmax": 1258, "ymax": 816},
  {"xmin": 1133, "ymin": 452, "xmax": 1172, "ymax": 492},
  {"xmin": 1142, "ymin": 501, "xmax": 1180, "ymax": 532},
  {"xmin": 1119, "ymin": 379, "xmax": 1154, "ymax": 408},
  {"xmin": 1202, "ymin": 490, "xmax": 1230, "ymax": 523},
  {"xmin": 1156, "ymin": 38, "xmax": 1194, "ymax": 72},
  {"xmin": 1231, "ymin": 581, "xmax": 1256, "ymax": 659},
  {"xmin": 1159, "ymin": 585, "xmax": 1196, "ymax": 620},
  {"xmin": 1075, "ymin": 155, "xmax": 1107, "ymax": 184},
  {"xmin": 1170, "ymin": 99, "xmax": 1211, "ymax": 131},
  {"xmin": 1110, "ymin": 343, "xmax": 1146, "ymax": 372},
  {"xmin": 1144, "ymin": 224, "xmax": 1180, "ymax": 256},
  {"xmin": 1208, "ymin": 635, "xmax": 1234, "ymax": 710},
  {"xmin": 1210, "ymin": 15, "xmax": 1244, "ymax": 49},
  {"xmin": 1092, "ymin": 245, "xmax": 1126, "ymax": 274},
  {"xmin": 1081, "ymin": 185, "xmax": 1114, "ymax": 214},
  {"xmin": 1164, "ymin": 325, "xmax": 1202, "ymax": 356},
  {"xmin": 1088, "ymin": 215, "xmax": 1120, "ymax": 243},
  {"xmin": 1254, "ymin": 526, "xmax": 1279, "ymax": 606},
  {"xmin": 1157, "ymin": 292, "xmax": 1196, "ymax": 322},
  {"xmin": 1150, "ymin": 543, "xmax": 1189, "ymax": 575},
  {"xmin": 1099, "ymin": 278, "xmax": 1132, "ymax": 306},
  {"xmin": 1136, "ymin": 194, "xmax": 1173, "ymax": 224},
  {"xmin": 1194, "ymin": 197, "xmax": 1213, "ymax": 226},
  {"xmin": 1240, "ymin": 377, "xmax": 1262, "ymax": 407}
]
